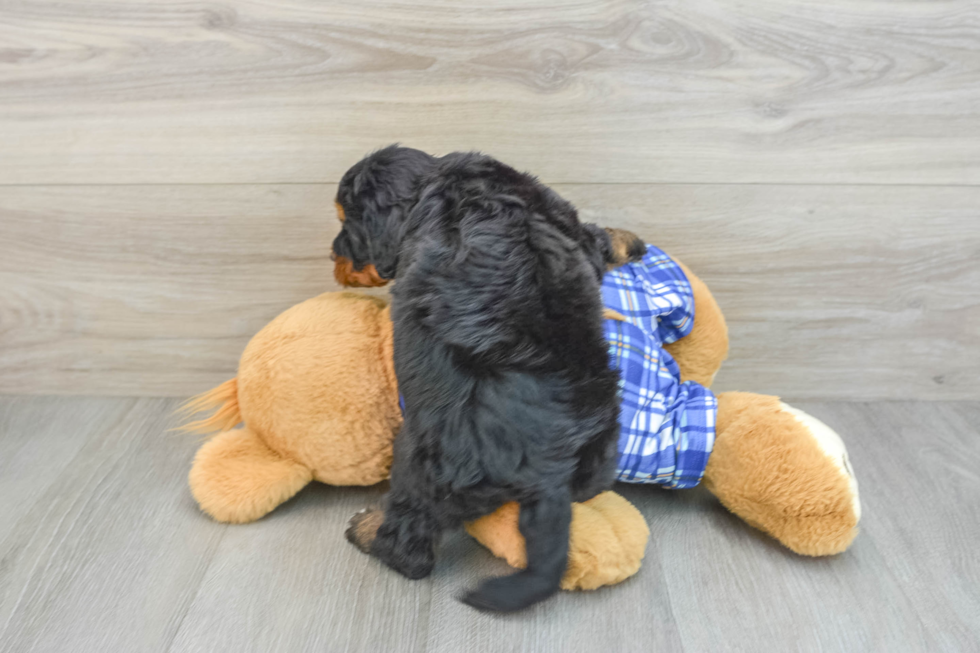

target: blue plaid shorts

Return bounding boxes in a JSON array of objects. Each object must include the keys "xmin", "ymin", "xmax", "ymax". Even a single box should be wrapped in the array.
[
  {"xmin": 603, "ymin": 245, "xmax": 716, "ymax": 489},
  {"xmin": 397, "ymin": 244, "xmax": 716, "ymax": 490}
]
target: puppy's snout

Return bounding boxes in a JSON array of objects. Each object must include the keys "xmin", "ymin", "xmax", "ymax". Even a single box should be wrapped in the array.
[
  {"xmin": 333, "ymin": 255, "xmax": 389, "ymax": 288},
  {"xmin": 330, "ymin": 250, "xmax": 337, "ymax": 262}
]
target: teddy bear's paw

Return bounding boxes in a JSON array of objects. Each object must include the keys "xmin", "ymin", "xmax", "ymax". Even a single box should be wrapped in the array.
[
  {"xmin": 346, "ymin": 507, "xmax": 384, "ymax": 553},
  {"xmin": 188, "ymin": 427, "xmax": 313, "ymax": 524},
  {"xmin": 561, "ymin": 491, "xmax": 649, "ymax": 591},
  {"xmin": 778, "ymin": 402, "xmax": 861, "ymax": 524},
  {"xmin": 465, "ymin": 494, "xmax": 649, "ymax": 591},
  {"xmin": 707, "ymin": 393, "xmax": 861, "ymax": 557}
]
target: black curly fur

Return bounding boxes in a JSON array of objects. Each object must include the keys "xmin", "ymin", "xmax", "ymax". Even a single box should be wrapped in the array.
[{"xmin": 333, "ymin": 145, "xmax": 631, "ymax": 612}]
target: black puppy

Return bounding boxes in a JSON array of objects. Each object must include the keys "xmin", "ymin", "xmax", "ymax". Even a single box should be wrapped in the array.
[{"xmin": 333, "ymin": 146, "xmax": 644, "ymax": 612}]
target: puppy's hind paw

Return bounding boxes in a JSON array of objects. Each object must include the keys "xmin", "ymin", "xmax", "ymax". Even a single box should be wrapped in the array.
[
  {"xmin": 345, "ymin": 507, "xmax": 384, "ymax": 554},
  {"xmin": 604, "ymin": 228, "xmax": 646, "ymax": 269}
]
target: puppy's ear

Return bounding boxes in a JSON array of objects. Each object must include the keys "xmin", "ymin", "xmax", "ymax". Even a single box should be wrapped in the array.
[
  {"xmin": 360, "ymin": 200, "xmax": 404, "ymax": 280},
  {"xmin": 331, "ymin": 226, "xmax": 393, "ymax": 286},
  {"xmin": 581, "ymin": 223, "xmax": 645, "ymax": 275},
  {"xmin": 340, "ymin": 145, "xmax": 437, "ymax": 278}
]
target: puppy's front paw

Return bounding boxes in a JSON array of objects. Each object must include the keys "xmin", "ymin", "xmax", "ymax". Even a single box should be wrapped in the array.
[
  {"xmin": 345, "ymin": 507, "xmax": 384, "ymax": 554},
  {"xmin": 604, "ymin": 228, "xmax": 646, "ymax": 268}
]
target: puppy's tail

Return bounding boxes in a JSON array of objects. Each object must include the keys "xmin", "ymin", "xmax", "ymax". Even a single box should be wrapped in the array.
[
  {"xmin": 174, "ymin": 378, "xmax": 241, "ymax": 434},
  {"xmin": 461, "ymin": 490, "xmax": 571, "ymax": 613}
]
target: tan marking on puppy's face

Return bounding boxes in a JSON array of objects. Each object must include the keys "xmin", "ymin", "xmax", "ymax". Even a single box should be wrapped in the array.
[
  {"xmin": 345, "ymin": 507, "xmax": 385, "ymax": 553},
  {"xmin": 333, "ymin": 256, "xmax": 389, "ymax": 288},
  {"xmin": 335, "ymin": 201, "xmax": 346, "ymax": 222}
]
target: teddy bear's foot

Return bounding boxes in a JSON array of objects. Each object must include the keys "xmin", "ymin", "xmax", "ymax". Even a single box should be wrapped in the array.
[
  {"xmin": 464, "ymin": 491, "xmax": 649, "ymax": 591},
  {"xmin": 189, "ymin": 427, "xmax": 313, "ymax": 523},
  {"xmin": 704, "ymin": 392, "xmax": 860, "ymax": 556}
]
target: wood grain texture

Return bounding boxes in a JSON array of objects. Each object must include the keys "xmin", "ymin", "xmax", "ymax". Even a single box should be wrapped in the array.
[
  {"xmin": 563, "ymin": 184, "xmax": 980, "ymax": 401},
  {"xmin": 0, "ymin": 396, "xmax": 135, "ymax": 541},
  {"xmin": 1, "ymin": 0, "xmax": 978, "ymax": 184},
  {"xmin": 2, "ymin": 183, "xmax": 977, "ymax": 399},
  {"xmin": 1, "ymin": 396, "xmax": 977, "ymax": 651},
  {"xmin": 168, "ymin": 482, "xmax": 433, "ymax": 653},
  {"xmin": 654, "ymin": 400, "xmax": 980, "ymax": 653},
  {"xmin": 0, "ymin": 397, "xmax": 225, "ymax": 653},
  {"xmin": 0, "ymin": 184, "xmax": 350, "ymax": 396}
]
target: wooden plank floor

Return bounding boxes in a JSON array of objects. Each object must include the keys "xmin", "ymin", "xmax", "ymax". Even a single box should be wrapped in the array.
[{"xmin": 1, "ymin": 396, "xmax": 977, "ymax": 652}]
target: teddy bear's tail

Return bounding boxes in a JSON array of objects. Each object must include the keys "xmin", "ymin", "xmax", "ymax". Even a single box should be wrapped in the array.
[{"xmin": 176, "ymin": 378, "xmax": 241, "ymax": 434}]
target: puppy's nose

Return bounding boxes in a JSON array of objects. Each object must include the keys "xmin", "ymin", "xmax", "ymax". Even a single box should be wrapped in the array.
[{"xmin": 330, "ymin": 250, "xmax": 337, "ymax": 262}]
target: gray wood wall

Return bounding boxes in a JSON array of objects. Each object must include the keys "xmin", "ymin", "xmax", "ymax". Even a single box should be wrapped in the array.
[{"xmin": 1, "ymin": 0, "xmax": 978, "ymax": 400}]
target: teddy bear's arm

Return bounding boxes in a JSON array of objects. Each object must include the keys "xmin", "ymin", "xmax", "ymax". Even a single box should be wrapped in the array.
[{"xmin": 662, "ymin": 259, "xmax": 729, "ymax": 387}]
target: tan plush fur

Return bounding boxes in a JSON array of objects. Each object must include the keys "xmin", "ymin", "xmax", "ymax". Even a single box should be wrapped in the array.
[
  {"xmin": 179, "ymin": 378, "xmax": 241, "ymax": 434},
  {"xmin": 703, "ymin": 392, "xmax": 859, "ymax": 556},
  {"xmin": 237, "ymin": 292, "xmax": 401, "ymax": 487},
  {"xmin": 651, "ymin": 261, "xmax": 858, "ymax": 554},
  {"xmin": 182, "ymin": 291, "xmax": 649, "ymax": 589},
  {"xmin": 663, "ymin": 260, "xmax": 729, "ymax": 387},
  {"xmin": 464, "ymin": 492, "xmax": 650, "ymax": 591},
  {"xmin": 186, "ymin": 292, "xmax": 402, "ymax": 523},
  {"xmin": 184, "ymin": 254, "xmax": 860, "ymax": 582},
  {"xmin": 189, "ymin": 427, "xmax": 313, "ymax": 523}
]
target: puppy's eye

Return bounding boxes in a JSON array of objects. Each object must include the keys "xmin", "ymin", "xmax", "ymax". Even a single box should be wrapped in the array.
[{"xmin": 335, "ymin": 202, "xmax": 346, "ymax": 223}]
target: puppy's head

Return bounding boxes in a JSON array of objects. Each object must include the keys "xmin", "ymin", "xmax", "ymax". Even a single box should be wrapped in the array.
[{"xmin": 332, "ymin": 145, "xmax": 436, "ymax": 287}]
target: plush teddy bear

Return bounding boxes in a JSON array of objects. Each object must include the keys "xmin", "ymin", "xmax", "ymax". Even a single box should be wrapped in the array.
[{"xmin": 183, "ymin": 247, "xmax": 860, "ymax": 590}]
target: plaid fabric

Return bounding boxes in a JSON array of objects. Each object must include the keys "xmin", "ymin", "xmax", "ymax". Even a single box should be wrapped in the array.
[
  {"xmin": 395, "ymin": 244, "xmax": 716, "ymax": 490},
  {"xmin": 603, "ymin": 245, "xmax": 717, "ymax": 489}
]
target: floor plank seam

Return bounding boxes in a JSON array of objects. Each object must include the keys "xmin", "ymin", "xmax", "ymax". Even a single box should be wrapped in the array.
[{"xmin": 162, "ymin": 527, "xmax": 228, "ymax": 653}]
